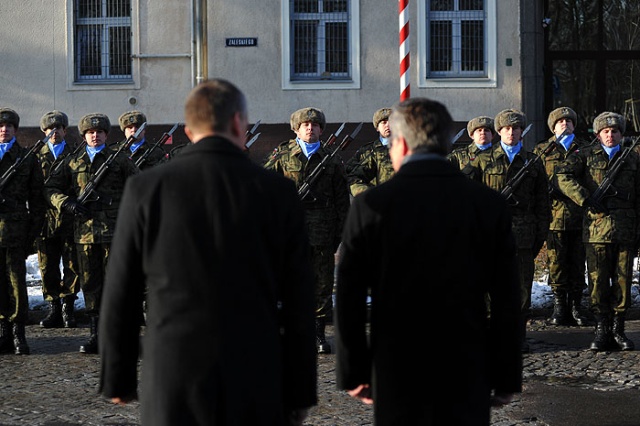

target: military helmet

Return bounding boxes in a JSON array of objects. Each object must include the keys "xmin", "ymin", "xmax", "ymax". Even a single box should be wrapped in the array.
[
  {"xmin": 0, "ymin": 108, "xmax": 20, "ymax": 129},
  {"xmin": 466, "ymin": 116, "xmax": 495, "ymax": 137},
  {"xmin": 78, "ymin": 113, "xmax": 111, "ymax": 135},
  {"xmin": 290, "ymin": 107, "xmax": 326, "ymax": 132},
  {"xmin": 547, "ymin": 107, "xmax": 577, "ymax": 132},
  {"xmin": 373, "ymin": 108, "xmax": 392, "ymax": 129},
  {"xmin": 40, "ymin": 110, "xmax": 69, "ymax": 132},
  {"xmin": 118, "ymin": 110, "xmax": 147, "ymax": 131},
  {"xmin": 494, "ymin": 109, "xmax": 526, "ymax": 132},
  {"xmin": 593, "ymin": 111, "xmax": 626, "ymax": 135}
]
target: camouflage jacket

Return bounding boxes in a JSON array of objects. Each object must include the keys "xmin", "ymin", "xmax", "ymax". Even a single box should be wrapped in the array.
[
  {"xmin": 36, "ymin": 142, "xmax": 77, "ymax": 239},
  {"xmin": 446, "ymin": 142, "xmax": 488, "ymax": 180},
  {"xmin": 263, "ymin": 139, "xmax": 350, "ymax": 249},
  {"xmin": 118, "ymin": 138, "xmax": 168, "ymax": 170},
  {"xmin": 45, "ymin": 145, "xmax": 139, "ymax": 244},
  {"xmin": 472, "ymin": 143, "xmax": 551, "ymax": 249},
  {"xmin": 345, "ymin": 139, "xmax": 394, "ymax": 197},
  {"xmin": 555, "ymin": 143, "xmax": 640, "ymax": 245},
  {"xmin": 0, "ymin": 141, "xmax": 46, "ymax": 247},
  {"xmin": 534, "ymin": 135, "xmax": 590, "ymax": 231}
]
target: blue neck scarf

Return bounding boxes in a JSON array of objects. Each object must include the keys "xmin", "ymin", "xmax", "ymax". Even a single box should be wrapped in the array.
[
  {"xmin": 380, "ymin": 136, "xmax": 389, "ymax": 146},
  {"xmin": 0, "ymin": 137, "xmax": 15, "ymax": 160},
  {"xmin": 48, "ymin": 140, "xmax": 66, "ymax": 159},
  {"xmin": 130, "ymin": 137, "xmax": 145, "ymax": 154},
  {"xmin": 557, "ymin": 133, "xmax": 574, "ymax": 151},
  {"xmin": 475, "ymin": 142, "xmax": 492, "ymax": 151},
  {"xmin": 602, "ymin": 144, "xmax": 620, "ymax": 160},
  {"xmin": 501, "ymin": 141, "xmax": 522, "ymax": 164},
  {"xmin": 86, "ymin": 144, "xmax": 106, "ymax": 162},
  {"xmin": 297, "ymin": 138, "xmax": 321, "ymax": 158}
]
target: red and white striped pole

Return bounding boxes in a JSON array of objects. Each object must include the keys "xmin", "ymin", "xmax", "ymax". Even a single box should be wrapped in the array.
[{"xmin": 399, "ymin": 0, "xmax": 410, "ymax": 101}]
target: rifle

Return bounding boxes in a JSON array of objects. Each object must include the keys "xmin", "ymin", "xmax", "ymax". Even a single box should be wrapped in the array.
[
  {"xmin": 134, "ymin": 123, "xmax": 179, "ymax": 168},
  {"xmin": 44, "ymin": 141, "xmax": 87, "ymax": 185},
  {"xmin": 322, "ymin": 123, "xmax": 346, "ymax": 148},
  {"xmin": 298, "ymin": 122, "xmax": 363, "ymax": 201},
  {"xmin": 500, "ymin": 128, "xmax": 557, "ymax": 205},
  {"xmin": 77, "ymin": 122, "xmax": 147, "ymax": 205},
  {"xmin": 245, "ymin": 120, "xmax": 261, "ymax": 143},
  {"xmin": 245, "ymin": 132, "xmax": 261, "ymax": 150},
  {"xmin": 587, "ymin": 135, "xmax": 640, "ymax": 213},
  {"xmin": 0, "ymin": 129, "xmax": 54, "ymax": 205},
  {"xmin": 451, "ymin": 128, "xmax": 465, "ymax": 145}
]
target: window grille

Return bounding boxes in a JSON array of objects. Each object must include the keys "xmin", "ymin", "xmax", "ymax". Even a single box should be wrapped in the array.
[
  {"xmin": 74, "ymin": 0, "xmax": 132, "ymax": 83},
  {"xmin": 290, "ymin": 0, "xmax": 350, "ymax": 81},
  {"xmin": 426, "ymin": 0, "xmax": 486, "ymax": 78}
]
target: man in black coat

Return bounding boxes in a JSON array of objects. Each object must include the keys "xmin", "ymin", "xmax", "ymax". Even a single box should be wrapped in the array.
[
  {"xmin": 99, "ymin": 79, "xmax": 318, "ymax": 426},
  {"xmin": 335, "ymin": 97, "xmax": 523, "ymax": 425}
]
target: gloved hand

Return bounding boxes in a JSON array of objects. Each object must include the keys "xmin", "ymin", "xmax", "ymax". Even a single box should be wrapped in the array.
[
  {"xmin": 584, "ymin": 196, "xmax": 606, "ymax": 214},
  {"xmin": 61, "ymin": 198, "xmax": 90, "ymax": 216}
]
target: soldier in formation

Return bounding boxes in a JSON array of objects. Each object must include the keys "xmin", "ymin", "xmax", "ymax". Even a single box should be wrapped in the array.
[
  {"xmin": 45, "ymin": 113, "xmax": 138, "ymax": 354},
  {"xmin": 447, "ymin": 115, "xmax": 495, "ymax": 179},
  {"xmin": 0, "ymin": 108, "xmax": 46, "ymax": 355},
  {"xmin": 471, "ymin": 109, "xmax": 550, "ymax": 352},
  {"xmin": 556, "ymin": 112, "xmax": 639, "ymax": 351},
  {"xmin": 534, "ymin": 107, "xmax": 590, "ymax": 327},
  {"xmin": 35, "ymin": 110, "xmax": 80, "ymax": 329},
  {"xmin": 117, "ymin": 110, "xmax": 168, "ymax": 170},
  {"xmin": 345, "ymin": 107, "xmax": 394, "ymax": 198},
  {"xmin": 263, "ymin": 107, "xmax": 350, "ymax": 354}
]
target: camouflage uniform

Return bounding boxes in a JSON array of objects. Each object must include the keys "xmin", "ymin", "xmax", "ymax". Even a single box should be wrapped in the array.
[
  {"xmin": 345, "ymin": 140, "xmax": 394, "ymax": 197},
  {"xmin": 555, "ymin": 111, "xmax": 640, "ymax": 351},
  {"xmin": 473, "ymin": 140, "xmax": 551, "ymax": 316},
  {"xmin": 0, "ymin": 108, "xmax": 46, "ymax": 355},
  {"xmin": 35, "ymin": 132, "xmax": 80, "ymax": 328},
  {"xmin": 264, "ymin": 140, "xmax": 350, "ymax": 320},
  {"xmin": 534, "ymin": 107, "xmax": 590, "ymax": 326},
  {"xmin": 45, "ymin": 113, "xmax": 138, "ymax": 353},
  {"xmin": 447, "ymin": 143, "xmax": 487, "ymax": 180},
  {"xmin": 117, "ymin": 111, "xmax": 168, "ymax": 170}
]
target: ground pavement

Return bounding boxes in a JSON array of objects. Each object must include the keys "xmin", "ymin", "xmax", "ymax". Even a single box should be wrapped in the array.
[{"xmin": 2, "ymin": 308, "xmax": 640, "ymax": 425}]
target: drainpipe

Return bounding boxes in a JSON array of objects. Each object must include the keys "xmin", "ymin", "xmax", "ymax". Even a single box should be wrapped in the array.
[{"xmin": 193, "ymin": 0, "xmax": 208, "ymax": 86}]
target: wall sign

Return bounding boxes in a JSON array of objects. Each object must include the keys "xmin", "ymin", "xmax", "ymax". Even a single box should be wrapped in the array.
[{"xmin": 225, "ymin": 38, "xmax": 258, "ymax": 47}]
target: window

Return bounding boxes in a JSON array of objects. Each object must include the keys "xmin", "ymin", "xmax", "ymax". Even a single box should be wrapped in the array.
[
  {"xmin": 74, "ymin": 0, "xmax": 132, "ymax": 83},
  {"xmin": 418, "ymin": 0, "xmax": 496, "ymax": 88},
  {"xmin": 282, "ymin": 0, "xmax": 360, "ymax": 90}
]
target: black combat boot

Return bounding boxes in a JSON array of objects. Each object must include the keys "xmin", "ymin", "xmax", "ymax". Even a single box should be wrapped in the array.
[
  {"xmin": 612, "ymin": 314, "xmax": 635, "ymax": 351},
  {"xmin": 79, "ymin": 316, "xmax": 99, "ymax": 354},
  {"xmin": 589, "ymin": 315, "xmax": 612, "ymax": 352},
  {"xmin": 316, "ymin": 318, "xmax": 331, "ymax": 354},
  {"xmin": 548, "ymin": 290, "xmax": 569, "ymax": 326},
  {"xmin": 40, "ymin": 299, "xmax": 63, "ymax": 328},
  {"xmin": 62, "ymin": 297, "xmax": 77, "ymax": 328},
  {"xmin": 13, "ymin": 322, "xmax": 30, "ymax": 355},
  {"xmin": 0, "ymin": 319, "xmax": 14, "ymax": 354},
  {"xmin": 569, "ymin": 292, "xmax": 589, "ymax": 326}
]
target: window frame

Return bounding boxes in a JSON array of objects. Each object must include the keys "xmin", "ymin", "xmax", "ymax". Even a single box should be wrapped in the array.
[
  {"xmin": 418, "ymin": 0, "xmax": 497, "ymax": 88},
  {"xmin": 281, "ymin": 0, "xmax": 360, "ymax": 90},
  {"xmin": 67, "ymin": 0, "xmax": 140, "ymax": 90}
]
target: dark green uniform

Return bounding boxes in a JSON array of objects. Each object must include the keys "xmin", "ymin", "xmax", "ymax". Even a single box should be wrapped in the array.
[
  {"xmin": 447, "ymin": 143, "xmax": 489, "ymax": 180},
  {"xmin": 0, "ymin": 140, "xmax": 46, "ymax": 353},
  {"xmin": 345, "ymin": 138, "xmax": 394, "ymax": 197},
  {"xmin": 473, "ymin": 143, "xmax": 551, "ymax": 315},
  {"xmin": 264, "ymin": 140, "xmax": 350, "ymax": 320},
  {"xmin": 120, "ymin": 137, "xmax": 167, "ymax": 170},
  {"xmin": 534, "ymin": 134, "xmax": 589, "ymax": 325},
  {"xmin": 45, "ymin": 146, "xmax": 138, "ymax": 317},
  {"xmin": 35, "ymin": 141, "xmax": 79, "ymax": 322}
]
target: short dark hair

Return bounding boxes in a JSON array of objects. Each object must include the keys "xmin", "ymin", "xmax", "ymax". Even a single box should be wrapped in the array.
[
  {"xmin": 390, "ymin": 97, "xmax": 453, "ymax": 155},
  {"xmin": 184, "ymin": 79, "xmax": 247, "ymax": 134}
]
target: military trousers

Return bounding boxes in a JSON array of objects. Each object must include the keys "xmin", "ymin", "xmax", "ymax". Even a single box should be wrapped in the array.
[
  {"xmin": 36, "ymin": 235, "xmax": 79, "ymax": 302},
  {"xmin": 515, "ymin": 247, "xmax": 535, "ymax": 316},
  {"xmin": 311, "ymin": 244, "xmax": 335, "ymax": 320},
  {"xmin": 76, "ymin": 243, "xmax": 111, "ymax": 316},
  {"xmin": 585, "ymin": 243, "xmax": 633, "ymax": 316},
  {"xmin": 547, "ymin": 230, "xmax": 586, "ymax": 296},
  {"xmin": 0, "ymin": 246, "xmax": 29, "ymax": 323}
]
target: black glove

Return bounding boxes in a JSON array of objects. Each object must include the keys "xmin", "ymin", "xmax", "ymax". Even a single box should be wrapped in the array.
[
  {"xmin": 61, "ymin": 198, "xmax": 90, "ymax": 216},
  {"xmin": 584, "ymin": 197, "xmax": 606, "ymax": 214}
]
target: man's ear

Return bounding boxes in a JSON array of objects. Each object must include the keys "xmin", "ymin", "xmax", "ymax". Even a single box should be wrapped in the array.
[
  {"xmin": 230, "ymin": 112, "xmax": 244, "ymax": 138},
  {"xmin": 184, "ymin": 126, "xmax": 194, "ymax": 142},
  {"xmin": 398, "ymin": 136, "xmax": 410, "ymax": 156}
]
